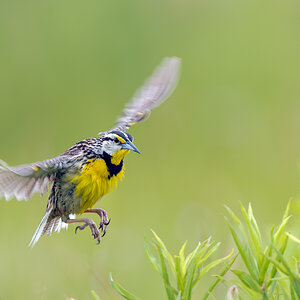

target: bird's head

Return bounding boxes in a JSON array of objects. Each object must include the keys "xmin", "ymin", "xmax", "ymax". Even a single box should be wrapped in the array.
[{"xmin": 101, "ymin": 131, "xmax": 140, "ymax": 164}]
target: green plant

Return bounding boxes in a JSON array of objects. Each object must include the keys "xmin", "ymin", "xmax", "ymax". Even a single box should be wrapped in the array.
[
  {"xmin": 108, "ymin": 230, "xmax": 235, "ymax": 300},
  {"xmin": 91, "ymin": 201, "xmax": 300, "ymax": 299},
  {"xmin": 225, "ymin": 201, "xmax": 300, "ymax": 299}
]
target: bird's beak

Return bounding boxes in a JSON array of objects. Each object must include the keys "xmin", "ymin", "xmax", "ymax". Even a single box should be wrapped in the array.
[{"xmin": 121, "ymin": 140, "xmax": 141, "ymax": 154}]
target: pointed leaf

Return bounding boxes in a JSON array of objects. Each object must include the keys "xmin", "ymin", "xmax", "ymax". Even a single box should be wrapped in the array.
[
  {"xmin": 144, "ymin": 238, "xmax": 161, "ymax": 274},
  {"xmin": 226, "ymin": 218, "xmax": 258, "ymax": 280},
  {"xmin": 230, "ymin": 278, "xmax": 262, "ymax": 298},
  {"xmin": 182, "ymin": 259, "xmax": 197, "ymax": 300},
  {"xmin": 109, "ymin": 273, "xmax": 140, "ymax": 300},
  {"xmin": 185, "ymin": 239, "xmax": 210, "ymax": 271},
  {"xmin": 248, "ymin": 203, "xmax": 262, "ymax": 242},
  {"xmin": 155, "ymin": 244, "xmax": 177, "ymax": 300},
  {"xmin": 286, "ymin": 232, "xmax": 300, "ymax": 245},
  {"xmin": 283, "ymin": 199, "xmax": 292, "ymax": 220},
  {"xmin": 224, "ymin": 205, "xmax": 242, "ymax": 225},
  {"xmin": 91, "ymin": 290, "xmax": 101, "ymax": 300},
  {"xmin": 193, "ymin": 249, "xmax": 234, "ymax": 286},
  {"xmin": 274, "ymin": 216, "xmax": 291, "ymax": 244},
  {"xmin": 270, "ymin": 243, "xmax": 294, "ymax": 277},
  {"xmin": 174, "ymin": 256, "xmax": 184, "ymax": 292},
  {"xmin": 196, "ymin": 242, "xmax": 221, "ymax": 267},
  {"xmin": 179, "ymin": 240, "xmax": 187, "ymax": 276},
  {"xmin": 231, "ymin": 270, "xmax": 261, "ymax": 293},
  {"xmin": 269, "ymin": 235, "xmax": 289, "ymax": 282},
  {"xmin": 151, "ymin": 230, "xmax": 175, "ymax": 273},
  {"xmin": 201, "ymin": 254, "xmax": 238, "ymax": 300},
  {"xmin": 240, "ymin": 203, "xmax": 262, "ymax": 266}
]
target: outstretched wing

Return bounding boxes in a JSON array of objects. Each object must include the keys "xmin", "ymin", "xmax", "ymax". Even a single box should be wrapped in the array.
[
  {"xmin": 103, "ymin": 57, "xmax": 181, "ymax": 134},
  {"xmin": 0, "ymin": 155, "xmax": 70, "ymax": 201}
]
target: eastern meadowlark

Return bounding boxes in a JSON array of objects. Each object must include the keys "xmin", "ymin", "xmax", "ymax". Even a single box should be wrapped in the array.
[{"xmin": 0, "ymin": 57, "xmax": 181, "ymax": 246}]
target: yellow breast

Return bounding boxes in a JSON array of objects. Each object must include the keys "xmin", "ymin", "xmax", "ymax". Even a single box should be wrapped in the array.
[{"xmin": 70, "ymin": 158, "xmax": 125, "ymax": 213}]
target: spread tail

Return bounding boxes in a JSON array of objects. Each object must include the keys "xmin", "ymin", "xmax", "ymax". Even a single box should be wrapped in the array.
[{"xmin": 29, "ymin": 207, "xmax": 68, "ymax": 247}]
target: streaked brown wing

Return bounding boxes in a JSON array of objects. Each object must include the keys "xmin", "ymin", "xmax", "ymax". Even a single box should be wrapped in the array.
[
  {"xmin": 103, "ymin": 57, "xmax": 181, "ymax": 134},
  {"xmin": 0, "ymin": 155, "xmax": 71, "ymax": 201}
]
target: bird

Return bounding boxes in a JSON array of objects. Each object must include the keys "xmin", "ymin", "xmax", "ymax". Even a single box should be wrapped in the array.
[{"xmin": 0, "ymin": 57, "xmax": 181, "ymax": 247}]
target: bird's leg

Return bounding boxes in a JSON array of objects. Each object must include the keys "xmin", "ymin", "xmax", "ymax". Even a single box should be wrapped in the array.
[
  {"xmin": 66, "ymin": 218, "xmax": 101, "ymax": 244},
  {"xmin": 84, "ymin": 208, "xmax": 111, "ymax": 236}
]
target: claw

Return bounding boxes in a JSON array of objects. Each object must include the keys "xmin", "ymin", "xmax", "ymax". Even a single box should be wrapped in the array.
[
  {"xmin": 99, "ymin": 221, "xmax": 104, "ymax": 231},
  {"xmin": 67, "ymin": 218, "xmax": 101, "ymax": 243},
  {"xmin": 84, "ymin": 208, "xmax": 111, "ymax": 236},
  {"xmin": 101, "ymin": 218, "xmax": 111, "ymax": 236}
]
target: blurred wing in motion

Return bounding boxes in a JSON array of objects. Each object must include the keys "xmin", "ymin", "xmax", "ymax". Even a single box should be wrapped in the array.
[
  {"xmin": 0, "ymin": 156, "xmax": 69, "ymax": 201},
  {"xmin": 102, "ymin": 56, "xmax": 181, "ymax": 134}
]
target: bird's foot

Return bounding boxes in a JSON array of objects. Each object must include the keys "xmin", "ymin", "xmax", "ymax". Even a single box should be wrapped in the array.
[
  {"xmin": 67, "ymin": 218, "xmax": 101, "ymax": 244},
  {"xmin": 84, "ymin": 208, "xmax": 111, "ymax": 237}
]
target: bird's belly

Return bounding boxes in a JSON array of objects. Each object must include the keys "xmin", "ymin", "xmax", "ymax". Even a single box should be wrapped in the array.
[{"xmin": 69, "ymin": 159, "xmax": 124, "ymax": 214}]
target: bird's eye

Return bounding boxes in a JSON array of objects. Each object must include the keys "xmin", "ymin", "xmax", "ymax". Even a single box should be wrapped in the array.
[{"xmin": 114, "ymin": 137, "xmax": 120, "ymax": 143}]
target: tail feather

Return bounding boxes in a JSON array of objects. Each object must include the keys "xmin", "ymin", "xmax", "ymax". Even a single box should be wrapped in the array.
[{"xmin": 29, "ymin": 208, "xmax": 68, "ymax": 247}]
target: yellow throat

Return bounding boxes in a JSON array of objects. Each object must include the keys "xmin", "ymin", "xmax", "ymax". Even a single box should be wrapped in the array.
[{"xmin": 70, "ymin": 149, "xmax": 130, "ymax": 213}]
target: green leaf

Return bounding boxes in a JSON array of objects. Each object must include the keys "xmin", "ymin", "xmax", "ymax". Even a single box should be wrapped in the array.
[
  {"xmin": 240, "ymin": 203, "xmax": 262, "ymax": 267},
  {"xmin": 274, "ymin": 216, "xmax": 291, "ymax": 244},
  {"xmin": 225, "ymin": 206, "xmax": 259, "ymax": 280},
  {"xmin": 201, "ymin": 253, "xmax": 238, "ymax": 300},
  {"xmin": 259, "ymin": 243, "xmax": 272, "ymax": 283},
  {"xmin": 276, "ymin": 284, "xmax": 289, "ymax": 300},
  {"xmin": 270, "ymin": 243, "xmax": 294, "ymax": 277},
  {"xmin": 144, "ymin": 238, "xmax": 161, "ymax": 274},
  {"xmin": 286, "ymin": 232, "xmax": 300, "ymax": 245},
  {"xmin": 109, "ymin": 273, "xmax": 140, "ymax": 300},
  {"xmin": 265, "ymin": 256, "xmax": 288, "ymax": 275},
  {"xmin": 185, "ymin": 240, "xmax": 211, "ymax": 271},
  {"xmin": 231, "ymin": 278, "xmax": 262, "ymax": 299},
  {"xmin": 155, "ymin": 244, "xmax": 177, "ymax": 300},
  {"xmin": 193, "ymin": 249, "xmax": 234, "ymax": 286},
  {"xmin": 174, "ymin": 256, "xmax": 184, "ymax": 292},
  {"xmin": 231, "ymin": 270, "xmax": 261, "ymax": 294},
  {"xmin": 248, "ymin": 203, "xmax": 262, "ymax": 242},
  {"xmin": 226, "ymin": 218, "xmax": 258, "ymax": 281},
  {"xmin": 179, "ymin": 240, "xmax": 188, "ymax": 276},
  {"xmin": 196, "ymin": 242, "xmax": 221, "ymax": 267},
  {"xmin": 268, "ymin": 235, "xmax": 289, "ymax": 282},
  {"xmin": 293, "ymin": 257, "xmax": 300, "ymax": 277},
  {"xmin": 283, "ymin": 199, "xmax": 292, "ymax": 220},
  {"xmin": 151, "ymin": 230, "xmax": 176, "ymax": 273},
  {"xmin": 260, "ymin": 227, "xmax": 277, "ymax": 283},
  {"xmin": 91, "ymin": 290, "xmax": 101, "ymax": 300},
  {"xmin": 224, "ymin": 205, "xmax": 242, "ymax": 225},
  {"xmin": 291, "ymin": 285, "xmax": 297, "ymax": 300},
  {"xmin": 267, "ymin": 242, "xmax": 300, "ymax": 297},
  {"xmin": 182, "ymin": 258, "xmax": 197, "ymax": 300},
  {"xmin": 291, "ymin": 278, "xmax": 300, "ymax": 300},
  {"xmin": 183, "ymin": 240, "xmax": 217, "ymax": 300}
]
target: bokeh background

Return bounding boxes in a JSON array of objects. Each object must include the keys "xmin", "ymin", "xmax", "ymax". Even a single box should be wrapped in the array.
[{"xmin": 1, "ymin": 0, "xmax": 300, "ymax": 299}]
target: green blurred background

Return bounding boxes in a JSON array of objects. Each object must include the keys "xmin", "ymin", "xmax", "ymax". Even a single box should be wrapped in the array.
[{"xmin": 1, "ymin": 0, "xmax": 300, "ymax": 299}]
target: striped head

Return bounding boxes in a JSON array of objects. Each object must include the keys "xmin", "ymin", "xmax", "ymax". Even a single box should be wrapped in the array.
[{"xmin": 101, "ymin": 131, "xmax": 140, "ymax": 163}]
